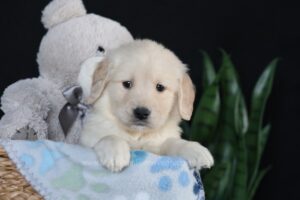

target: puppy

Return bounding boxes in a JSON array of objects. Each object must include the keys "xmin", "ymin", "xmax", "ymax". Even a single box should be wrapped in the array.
[{"xmin": 78, "ymin": 39, "xmax": 214, "ymax": 172}]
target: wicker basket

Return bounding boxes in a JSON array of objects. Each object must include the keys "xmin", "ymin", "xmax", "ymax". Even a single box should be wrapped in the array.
[{"xmin": 0, "ymin": 146, "xmax": 43, "ymax": 200}]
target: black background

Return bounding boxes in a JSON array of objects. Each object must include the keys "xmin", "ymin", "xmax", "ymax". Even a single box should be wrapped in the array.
[{"xmin": 0, "ymin": 0, "xmax": 299, "ymax": 199}]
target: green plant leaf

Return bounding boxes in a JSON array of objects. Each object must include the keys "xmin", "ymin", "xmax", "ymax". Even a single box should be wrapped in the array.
[
  {"xmin": 204, "ymin": 161, "xmax": 232, "ymax": 200},
  {"xmin": 234, "ymin": 93, "xmax": 249, "ymax": 135},
  {"xmin": 195, "ymin": 52, "xmax": 276, "ymax": 200},
  {"xmin": 190, "ymin": 80, "xmax": 220, "ymax": 145},
  {"xmin": 201, "ymin": 51, "xmax": 216, "ymax": 89},
  {"xmin": 259, "ymin": 124, "xmax": 271, "ymax": 156},
  {"xmin": 231, "ymin": 136, "xmax": 248, "ymax": 200},
  {"xmin": 248, "ymin": 166, "xmax": 271, "ymax": 200},
  {"xmin": 231, "ymin": 93, "xmax": 248, "ymax": 200},
  {"xmin": 214, "ymin": 50, "xmax": 240, "ymax": 161},
  {"xmin": 248, "ymin": 124, "xmax": 271, "ymax": 192},
  {"xmin": 206, "ymin": 51, "xmax": 240, "ymax": 200},
  {"xmin": 246, "ymin": 59, "xmax": 278, "ymax": 187}
]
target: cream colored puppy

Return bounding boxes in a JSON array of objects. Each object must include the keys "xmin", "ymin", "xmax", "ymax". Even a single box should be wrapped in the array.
[{"xmin": 78, "ymin": 39, "xmax": 214, "ymax": 172}]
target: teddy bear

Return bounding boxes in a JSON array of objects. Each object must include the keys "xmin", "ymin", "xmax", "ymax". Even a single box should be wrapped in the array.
[{"xmin": 0, "ymin": 0, "xmax": 133, "ymax": 143}]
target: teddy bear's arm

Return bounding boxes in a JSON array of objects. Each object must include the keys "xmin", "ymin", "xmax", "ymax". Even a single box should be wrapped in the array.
[{"xmin": 0, "ymin": 78, "xmax": 51, "ymax": 139}]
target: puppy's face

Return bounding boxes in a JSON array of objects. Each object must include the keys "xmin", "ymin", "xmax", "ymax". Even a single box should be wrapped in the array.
[
  {"xmin": 107, "ymin": 56, "xmax": 180, "ymax": 132},
  {"xmin": 82, "ymin": 40, "xmax": 195, "ymax": 133}
]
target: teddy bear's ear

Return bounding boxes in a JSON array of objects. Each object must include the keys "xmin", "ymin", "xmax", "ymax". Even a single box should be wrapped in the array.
[{"xmin": 41, "ymin": 0, "xmax": 87, "ymax": 29}]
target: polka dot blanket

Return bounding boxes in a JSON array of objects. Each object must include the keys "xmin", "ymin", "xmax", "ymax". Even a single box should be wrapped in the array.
[{"xmin": 0, "ymin": 139, "xmax": 205, "ymax": 200}]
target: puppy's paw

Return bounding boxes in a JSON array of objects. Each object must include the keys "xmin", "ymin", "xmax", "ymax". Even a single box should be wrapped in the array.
[
  {"xmin": 94, "ymin": 136, "xmax": 130, "ymax": 172},
  {"xmin": 179, "ymin": 141, "xmax": 214, "ymax": 170}
]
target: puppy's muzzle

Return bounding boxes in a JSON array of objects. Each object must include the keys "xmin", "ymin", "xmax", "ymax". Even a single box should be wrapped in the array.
[{"xmin": 133, "ymin": 107, "xmax": 151, "ymax": 121}]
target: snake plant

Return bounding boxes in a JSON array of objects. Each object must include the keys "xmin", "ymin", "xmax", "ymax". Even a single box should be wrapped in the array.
[{"xmin": 185, "ymin": 51, "xmax": 277, "ymax": 200}]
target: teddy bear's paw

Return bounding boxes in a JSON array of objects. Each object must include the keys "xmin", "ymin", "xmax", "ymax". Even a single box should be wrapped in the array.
[
  {"xmin": 11, "ymin": 126, "xmax": 38, "ymax": 140},
  {"xmin": 94, "ymin": 136, "xmax": 131, "ymax": 172},
  {"xmin": 178, "ymin": 141, "xmax": 214, "ymax": 170},
  {"xmin": 0, "ymin": 107, "xmax": 48, "ymax": 140}
]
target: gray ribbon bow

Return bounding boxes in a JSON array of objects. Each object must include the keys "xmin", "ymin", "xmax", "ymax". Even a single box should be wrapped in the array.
[{"xmin": 59, "ymin": 86, "xmax": 89, "ymax": 136}]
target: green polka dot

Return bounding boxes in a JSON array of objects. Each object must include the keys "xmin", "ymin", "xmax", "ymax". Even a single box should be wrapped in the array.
[
  {"xmin": 51, "ymin": 165, "xmax": 85, "ymax": 191},
  {"xmin": 90, "ymin": 183, "xmax": 110, "ymax": 193},
  {"xmin": 77, "ymin": 194, "xmax": 90, "ymax": 200},
  {"xmin": 89, "ymin": 169, "xmax": 109, "ymax": 176}
]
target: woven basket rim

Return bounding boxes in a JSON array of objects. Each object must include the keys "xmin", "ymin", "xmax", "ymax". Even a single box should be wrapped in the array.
[{"xmin": 0, "ymin": 146, "xmax": 43, "ymax": 200}]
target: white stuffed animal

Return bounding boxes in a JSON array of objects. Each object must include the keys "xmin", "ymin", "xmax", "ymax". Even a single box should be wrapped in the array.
[{"xmin": 0, "ymin": 0, "xmax": 133, "ymax": 143}]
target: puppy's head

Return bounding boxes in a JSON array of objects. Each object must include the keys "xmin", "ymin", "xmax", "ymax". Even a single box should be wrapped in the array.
[{"xmin": 79, "ymin": 39, "xmax": 195, "ymax": 133}]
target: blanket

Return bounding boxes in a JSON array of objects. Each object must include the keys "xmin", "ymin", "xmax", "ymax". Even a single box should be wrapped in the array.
[{"xmin": 0, "ymin": 139, "xmax": 205, "ymax": 200}]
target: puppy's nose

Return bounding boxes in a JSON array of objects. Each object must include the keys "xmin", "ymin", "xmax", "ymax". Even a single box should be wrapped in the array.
[{"xmin": 133, "ymin": 107, "xmax": 151, "ymax": 120}]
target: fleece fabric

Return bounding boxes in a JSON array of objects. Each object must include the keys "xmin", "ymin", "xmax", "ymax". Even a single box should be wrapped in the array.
[{"xmin": 0, "ymin": 139, "xmax": 205, "ymax": 200}]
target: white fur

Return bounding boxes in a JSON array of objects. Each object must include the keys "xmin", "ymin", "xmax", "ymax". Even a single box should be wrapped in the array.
[
  {"xmin": 79, "ymin": 40, "xmax": 214, "ymax": 172},
  {"xmin": 42, "ymin": 0, "xmax": 87, "ymax": 29},
  {"xmin": 0, "ymin": 0, "xmax": 133, "ymax": 142},
  {"xmin": 78, "ymin": 56, "xmax": 105, "ymax": 99},
  {"xmin": 93, "ymin": 135, "xmax": 131, "ymax": 172}
]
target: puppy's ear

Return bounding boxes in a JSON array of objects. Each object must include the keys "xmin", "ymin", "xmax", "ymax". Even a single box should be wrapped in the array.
[
  {"xmin": 78, "ymin": 57, "xmax": 109, "ymax": 104},
  {"xmin": 87, "ymin": 60, "xmax": 109, "ymax": 104},
  {"xmin": 178, "ymin": 73, "xmax": 196, "ymax": 120}
]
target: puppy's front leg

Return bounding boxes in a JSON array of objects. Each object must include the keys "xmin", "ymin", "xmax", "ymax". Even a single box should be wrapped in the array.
[
  {"xmin": 160, "ymin": 138, "xmax": 214, "ymax": 170},
  {"xmin": 94, "ymin": 135, "xmax": 130, "ymax": 172}
]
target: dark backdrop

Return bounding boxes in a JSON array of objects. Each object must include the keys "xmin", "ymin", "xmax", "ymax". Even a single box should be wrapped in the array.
[{"xmin": 0, "ymin": 0, "xmax": 299, "ymax": 199}]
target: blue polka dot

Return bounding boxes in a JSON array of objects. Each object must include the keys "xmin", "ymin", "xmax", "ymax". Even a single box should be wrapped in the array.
[
  {"xmin": 193, "ymin": 171, "xmax": 204, "ymax": 195},
  {"xmin": 40, "ymin": 148, "xmax": 62, "ymax": 175},
  {"xmin": 131, "ymin": 150, "xmax": 148, "ymax": 164},
  {"xmin": 20, "ymin": 154, "xmax": 34, "ymax": 168},
  {"xmin": 193, "ymin": 183, "xmax": 200, "ymax": 195},
  {"xmin": 178, "ymin": 171, "xmax": 190, "ymax": 187},
  {"xmin": 193, "ymin": 171, "xmax": 203, "ymax": 190},
  {"xmin": 151, "ymin": 157, "xmax": 183, "ymax": 173},
  {"xmin": 158, "ymin": 176, "xmax": 172, "ymax": 192},
  {"xmin": 39, "ymin": 148, "xmax": 55, "ymax": 175}
]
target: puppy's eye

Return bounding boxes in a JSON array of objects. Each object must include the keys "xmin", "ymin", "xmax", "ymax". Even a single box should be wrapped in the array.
[
  {"xmin": 156, "ymin": 83, "xmax": 165, "ymax": 92},
  {"xmin": 122, "ymin": 81, "xmax": 132, "ymax": 89},
  {"xmin": 97, "ymin": 46, "xmax": 105, "ymax": 53}
]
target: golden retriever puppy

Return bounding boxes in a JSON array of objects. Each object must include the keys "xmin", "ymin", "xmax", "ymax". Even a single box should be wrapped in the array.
[{"xmin": 78, "ymin": 39, "xmax": 214, "ymax": 172}]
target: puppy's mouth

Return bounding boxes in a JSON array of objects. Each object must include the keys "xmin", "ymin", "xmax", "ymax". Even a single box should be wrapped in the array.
[
  {"xmin": 131, "ymin": 120, "xmax": 149, "ymax": 127},
  {"xmin": 128, "ymin": 118, "xmax": 154, "ymax": 131}
]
